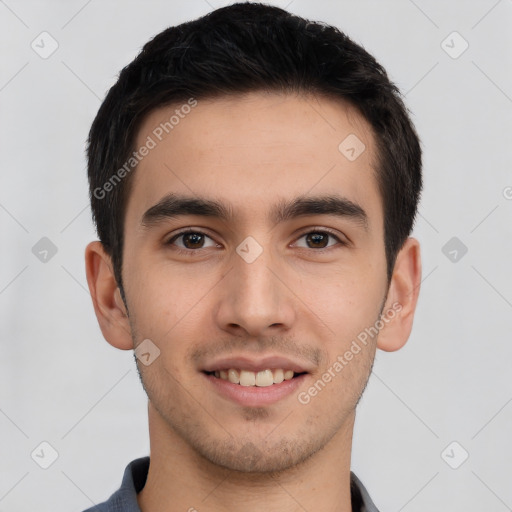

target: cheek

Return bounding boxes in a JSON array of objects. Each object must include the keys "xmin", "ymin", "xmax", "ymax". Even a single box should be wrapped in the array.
[
  {"xmin": 137, "ymin": 361, "xmax": 190, "ymax": 425},
  {"xmin": 126, "ymin": 257, "xmax": 201, "ymax": 327},
  {"xmin": 305, "ymin": 283, "xmax": 380, "ymax": 402},
  {"xmin": 307, "ymin": 271, "xmax": 384, "ymax": 339},
  {"xmin": 126, "ymin": 263, "xmax": 218, "ymax": 369}
]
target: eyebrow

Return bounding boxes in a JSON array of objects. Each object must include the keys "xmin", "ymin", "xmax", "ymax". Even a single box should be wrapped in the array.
[{"xmin": 140, "ymin": 192, "xmax": 369, "ymax": 231}]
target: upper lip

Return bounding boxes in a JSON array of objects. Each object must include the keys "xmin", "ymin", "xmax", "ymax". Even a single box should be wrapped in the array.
[{"xmin": 201, "ymin": 355, "xmax": 313, "ymax": 374}]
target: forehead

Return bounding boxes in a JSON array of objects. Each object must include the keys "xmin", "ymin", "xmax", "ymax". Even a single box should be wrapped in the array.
[{"xmin": 125, "ymin": 91, "xmax": 382, "ymax": 230}]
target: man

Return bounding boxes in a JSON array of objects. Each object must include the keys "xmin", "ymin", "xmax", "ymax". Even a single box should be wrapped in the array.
[{"xmin": 84, "ymin": 2, "xmax": 422, "ymax": 511}]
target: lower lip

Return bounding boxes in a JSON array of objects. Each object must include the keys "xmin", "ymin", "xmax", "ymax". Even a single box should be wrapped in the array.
[{"xmin": 203, "ymin": 372, "xmax": 308, "ymax": 407}]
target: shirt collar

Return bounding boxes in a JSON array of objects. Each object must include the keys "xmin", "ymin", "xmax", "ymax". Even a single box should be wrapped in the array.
[{"xmin": 87, "ymin": 456, "xmax": 380, "ymax": 512}]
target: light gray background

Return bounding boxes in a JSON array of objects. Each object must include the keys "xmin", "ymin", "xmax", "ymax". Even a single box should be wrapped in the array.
[{"xmin": 1, "ymin": 0, "xmax": 511, "ymax": 510}]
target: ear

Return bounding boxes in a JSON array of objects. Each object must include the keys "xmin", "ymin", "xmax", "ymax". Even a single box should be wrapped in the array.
[
  {"xmin": 84, "ymin": 241, "xmax": 134, "ymax": 350},
  {"xmin": 377, "ymin": 237, "xmax": 422, "ymax": 352}
]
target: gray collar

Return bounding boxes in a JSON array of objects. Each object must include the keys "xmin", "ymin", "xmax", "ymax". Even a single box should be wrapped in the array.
[{"xmin": 83, "ymin": 456, "xmax": 380, "ymax": 512}]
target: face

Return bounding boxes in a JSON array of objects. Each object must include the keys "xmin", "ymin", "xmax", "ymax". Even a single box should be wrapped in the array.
[{"xmin": 120, "ymin": 91, "xmax": 390, "ymax": 473}]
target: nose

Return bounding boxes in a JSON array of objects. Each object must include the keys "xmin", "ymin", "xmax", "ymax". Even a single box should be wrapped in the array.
[{"xmin": 214, "ymin": 242, "xmax": 296, "ymax": 337}]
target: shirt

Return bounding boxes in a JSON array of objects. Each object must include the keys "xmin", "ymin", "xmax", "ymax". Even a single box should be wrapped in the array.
[{"xmin": 83, "ymin": 456, "xmax": 380, "ymax": 512}]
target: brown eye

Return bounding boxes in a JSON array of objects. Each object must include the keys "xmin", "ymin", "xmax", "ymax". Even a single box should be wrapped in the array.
[
  {"xmin": 305, "ymin": 232, "xmax": 329, "ymax": 248},
  {"xmin": 181, "ymin": 232, "xmax": 205, "ymax": 249},
  {"xmin": 295, "ymin": 230, "xmax": 343, "ymax": 250},
  {"xmin": 168, "ymin": 230, "xmax": 217, "ymax": 250}
]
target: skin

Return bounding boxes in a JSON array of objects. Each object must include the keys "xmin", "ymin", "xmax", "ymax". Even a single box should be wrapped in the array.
[{"xmin": 85, "ymin": 91, "xmax": 421, "ymax": 512}]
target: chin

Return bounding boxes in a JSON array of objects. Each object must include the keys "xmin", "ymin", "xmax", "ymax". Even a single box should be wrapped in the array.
[{"xmin": 194, "ymin": 435, "xmax": 322, "ymax": 474}]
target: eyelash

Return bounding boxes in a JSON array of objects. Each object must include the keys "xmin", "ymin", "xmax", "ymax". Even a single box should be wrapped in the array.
[{"xmin": 165, "ymin": 227, "xmax": 346, "ymax": 255}]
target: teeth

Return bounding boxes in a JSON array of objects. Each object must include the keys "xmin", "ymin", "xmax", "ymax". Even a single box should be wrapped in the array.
[
  {"xmin": 239, "ymin": 370, "xmax": 256, "ymax": 386},
  {"xmin": 227, "ymin": 369, "xmax": 240, "ymax": 384},
  {"xmin": 214, "ymin": 368, "xmax": 297, "ymax": 386},
  {"xmin": 255, "ymin": 369, "xmax": 273, "ymax": 387},
  {"xmin": 273, "ymin": 368, "xmax": 284, "ymax": 384}
]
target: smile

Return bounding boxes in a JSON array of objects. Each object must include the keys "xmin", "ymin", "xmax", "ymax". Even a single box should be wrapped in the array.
[{"xmin": 206, "ymin": 368, "xmax": 304, "ymax": 387}]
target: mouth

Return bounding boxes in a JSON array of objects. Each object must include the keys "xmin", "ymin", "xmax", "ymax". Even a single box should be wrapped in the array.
[
  {"xmin": 203, "ymin": 368, "xmax": 308, "ymax": 387},
  {"xmin": 201, "ymin": 355, "xmax": 312, "ymax": 406}
]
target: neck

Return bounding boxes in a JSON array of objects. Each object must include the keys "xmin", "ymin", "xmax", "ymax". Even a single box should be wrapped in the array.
[{"xmin": 138, "ymin": 403, "xmax": 355, "ymax": 512}]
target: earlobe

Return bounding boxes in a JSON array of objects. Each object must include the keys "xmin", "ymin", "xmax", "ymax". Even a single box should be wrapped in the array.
[
  {"xmin": 84, "ymin": 241, "xmax": 134, "ymax": 350},
  {"xmin": 377, "ymin": 237, "xmax": 422, "ymax": 352}
]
